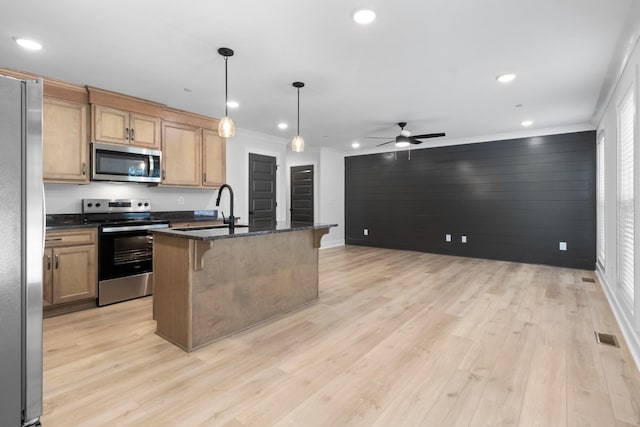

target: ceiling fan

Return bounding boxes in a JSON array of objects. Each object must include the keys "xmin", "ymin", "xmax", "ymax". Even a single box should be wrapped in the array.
[{"xmin": 367, "ymin": 122, "xmax": 445, "ymax": 147}]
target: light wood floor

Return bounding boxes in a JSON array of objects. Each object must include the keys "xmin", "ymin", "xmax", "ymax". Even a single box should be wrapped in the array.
[{"xmin": 42, "ymin": 246, "xmax": 640, "ymax": 426}]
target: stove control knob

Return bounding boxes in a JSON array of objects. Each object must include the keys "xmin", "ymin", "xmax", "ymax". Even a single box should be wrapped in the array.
[
  {"xmin": 96, "ymin": 203, "xmax": 101, "ymax": 208},
  {"xmin": 144, "ymin": 202, "xmax": 149, "ymax": 207},
  {"xmin": 138, "ymin": 202, "xmax": 143, "ymax": 207},
  {"xmin": 87, "ymin": 203, "xmax": 93, "ymax": 208}
]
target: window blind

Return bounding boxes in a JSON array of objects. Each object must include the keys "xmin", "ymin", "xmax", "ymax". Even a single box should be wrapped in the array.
[
  {"xmin": 597, "ymin": 136, "xmax": 605, "ymax": 268},
  {"xmin": 618, "ymin": 86, "xmax": 635, "ymax": 308}
]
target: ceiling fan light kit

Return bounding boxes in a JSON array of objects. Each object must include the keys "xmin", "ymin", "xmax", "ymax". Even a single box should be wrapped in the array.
[
  {"xmin": 291, "ymin": 81, "xmax": 305, "ymax": 152},
  {"xmin": 217, "ymin": 47, "xmax": 236, "ymax": 138},
  {"xmin": 373, "ymin": 122, "xmax": 446, "ymax": 148}
]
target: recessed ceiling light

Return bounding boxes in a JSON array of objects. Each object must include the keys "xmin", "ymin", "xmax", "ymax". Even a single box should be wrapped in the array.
[
  {"xmin": 277, "ymin": 122, "xmax": 288, "ymax": 130},
  {"xmin": 352, "ymin": 142, "xmax": 360, "ymax": 148},
  {"xmin": 521, "ymin": 120, "xmax": 533, "ymax": 127},
  {"xmin": 14, "ymin": 37, "xmax": 42, "ymax": 51},
  {"xmin": 226, "ymin": 101, "xmax": 239, "ymax": 109},
  {"xmin": 496, "ymin": 73, "xmax": 516, "ymax": 83},
  {"xmin": 353, "ymin": 9, "xmax": 376, "ymax": 24}
]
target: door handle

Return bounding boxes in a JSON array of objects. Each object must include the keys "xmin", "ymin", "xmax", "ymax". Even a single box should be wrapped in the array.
[
  {"xmin": 54, "ymin": 254, "xmax": 59, "ymax": 269},
  {"xmin": 249, "ymin": 211, "xmax": 254, "ymax": 215},
  {"xmin": 47, "ymin": 255, "xmax": 51, "ymax": 270}
]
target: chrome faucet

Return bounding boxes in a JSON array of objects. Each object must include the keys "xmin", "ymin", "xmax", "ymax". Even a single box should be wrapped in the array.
[{"xmin": 215, "ymin": 184, "xmax": 235, "ymax": 232}]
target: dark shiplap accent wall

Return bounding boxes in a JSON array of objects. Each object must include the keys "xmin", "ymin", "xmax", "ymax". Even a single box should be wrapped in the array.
[{"xmin": 345, "ymin": 131, "xmax": 596, "ymax": 270}]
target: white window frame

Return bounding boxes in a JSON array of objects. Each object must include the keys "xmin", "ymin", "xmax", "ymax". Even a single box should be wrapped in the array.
[
  {"xmin": 597, "ymin": 132, "xmax": 605, "ymax": 270},
  {"xmin": 616, "ymin": 82, "xmax": 635, "ymax": 314}
]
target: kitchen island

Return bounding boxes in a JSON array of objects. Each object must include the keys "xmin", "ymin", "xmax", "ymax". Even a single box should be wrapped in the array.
[{"xmin": 150, "ymin": 222, "xmax": 335, "ymax": 351}]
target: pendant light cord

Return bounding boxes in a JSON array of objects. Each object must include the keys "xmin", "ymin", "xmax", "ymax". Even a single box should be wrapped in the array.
[
  {"xmin": 224, "ymin": 57, "xmax": 229, "ymax": 117},
  {"xmin": 297, "ymin": 87, "xmax": 300, "ymax": 136}
]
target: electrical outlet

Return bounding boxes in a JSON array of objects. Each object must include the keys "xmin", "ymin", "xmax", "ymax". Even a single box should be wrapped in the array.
[
  {"xmin": 559, "ymin": 241, "xmax": 567, "ymax": 251},
  {"xmin": 445, "ymin": 234, "xmax": 451, "ymax": 242},
  {"xmin": 461, "ymin": 235, "xmax": 467, "ymax": 243},
  {"xmin": 363, "ymin": 228, "xmax": 369, "ymax": 236}
]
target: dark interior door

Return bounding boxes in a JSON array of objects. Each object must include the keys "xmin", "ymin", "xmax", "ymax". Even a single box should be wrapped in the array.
[
  {"xmin": 290, "ymin": 165, "xmax": 314, "ymax": 224},
  {"xmin": 248, "ymin": 153, "xmax": 277, "ymax": 227}
]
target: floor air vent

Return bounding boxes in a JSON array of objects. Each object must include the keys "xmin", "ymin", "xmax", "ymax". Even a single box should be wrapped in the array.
[
  {"xmin": 582, "ymin": 277, "xmax": 595, "ymax": 283},
  {"xmin": 594, "ymin": 332, "xmax": 619, "ymax": 348}
]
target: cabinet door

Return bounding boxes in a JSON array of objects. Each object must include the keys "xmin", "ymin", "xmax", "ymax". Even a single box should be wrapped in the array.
[
  {"xmin": 43, "ymin": 97, "xmax": 89, "ymax": 183},
  {"xmin": 93, "ymin": 105, "xmax": 130, "ymax": 144},
  {"xmin": 43, "ymin": 248, "xmax": 53, "ymax": 306},
  {"xmin": 202, "ymin": 129, "xmax": 226, "ymax": 187},
  {"xmin": 52, "ymin": 245, "xmax": 97, "ymax": 304},
  {"xmin": 130, "ymin": 112, "xmax": 161, "ymax": 149},
  {"xmin": 161, "ymin": 122, "xmax": 202, "ymax": 186}
]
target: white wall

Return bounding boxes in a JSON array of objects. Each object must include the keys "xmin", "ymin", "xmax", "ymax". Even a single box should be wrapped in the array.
[
  {"xmin": 596, "ymin": 16, "xmax": 640, "ymax": 368},
  {"xmin": 45, "ymin": 127, "xmax": 289, "ymax": 219}
]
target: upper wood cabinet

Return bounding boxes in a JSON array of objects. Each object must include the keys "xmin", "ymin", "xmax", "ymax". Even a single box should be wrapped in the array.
[
  {"xmin": 162, "ymin": 121, "xmax": 202, "ymax": 187},
  {"xmin": 88, "ymin": 87, "xmax": 164, "ymax": 149},
  {"xmin": 203, "ymin": 129, "xmax": 226, "ymax": 187},
  {"xmin": 43, "ymin": 97, "xmax": 89, "ymax": 183},
  {"xmin": 0, "ymin": 69, "xmax": 92, "ymax": 184},
  {"xmin": 161, "ymin": 108, "xmax": 226, "ymax": 188}
]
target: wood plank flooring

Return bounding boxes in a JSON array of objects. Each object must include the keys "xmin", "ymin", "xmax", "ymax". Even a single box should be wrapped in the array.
[{"xmin": 41, "ymin": 246, "xmax": 640, "ymax": 426}]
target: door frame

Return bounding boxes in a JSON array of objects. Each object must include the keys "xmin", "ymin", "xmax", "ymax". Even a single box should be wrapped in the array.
[
  {"xmin": 286, "ymin": 160, "xmax": 318, "ymax": 223},
  {"xmin": 243, "ymin": 147, "xmax": 282, "ymax": 222}
]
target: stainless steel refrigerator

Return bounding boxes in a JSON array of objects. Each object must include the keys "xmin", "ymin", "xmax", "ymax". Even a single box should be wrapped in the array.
[{"xmin": 0, "ymin": 74, "xmax": 44, "ymax": 426}]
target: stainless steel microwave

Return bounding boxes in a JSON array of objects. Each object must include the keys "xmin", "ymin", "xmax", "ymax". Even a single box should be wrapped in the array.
[{"xmin": 91, "ymin": 142, "xmax": 162, "ymax": 183}]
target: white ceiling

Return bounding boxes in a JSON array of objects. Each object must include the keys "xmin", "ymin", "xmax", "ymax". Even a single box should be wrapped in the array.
[{"xmin": 0, "ymin": 0, "xmax": 635, "ymax": 152}]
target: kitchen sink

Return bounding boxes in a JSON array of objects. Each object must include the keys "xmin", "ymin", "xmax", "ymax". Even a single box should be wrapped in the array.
[{"xmin": 174, "ymin": 224, "xmax": 249, "ymax": 231}]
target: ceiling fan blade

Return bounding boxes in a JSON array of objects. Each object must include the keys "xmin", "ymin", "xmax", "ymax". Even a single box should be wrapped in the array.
[
  {"xmin": 411, "ymin": 132, "xmax": 446, "ymax": 139},
  {"xmin": 364, "ymin": 136, "xmax": 395, "ymax": 139},
  {"xmin": 409, "ymin": 138, "xmax": 423, "ymax": 145},
  {"xmin": 376, "ymin": 140, "xmax": 395, "ymax": 147}
]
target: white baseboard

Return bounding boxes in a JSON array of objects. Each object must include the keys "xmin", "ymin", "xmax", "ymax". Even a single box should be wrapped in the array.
[
  {"xmin": 597, "ymin": 268, "xmax": 640, "ymax": 371},
  {"xmin": 320, "ymin": 239, "xmax": 345, "ymax": 249}
]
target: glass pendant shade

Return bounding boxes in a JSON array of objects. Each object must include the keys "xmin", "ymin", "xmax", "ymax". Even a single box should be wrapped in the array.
[
  {"xmin": 218, "ymin": 116, "xmax": 235, "ymax": 138},
  {"xmin": 291, "ymin": 81, "xmax": 305, "ymax": 152},
  {"xmin": 291, "ymin": 134, "xmax": 305, "ymax": 152},
  {"xmin": 218, "ymin": 47, "xmax": 235, "ymax": 139}
]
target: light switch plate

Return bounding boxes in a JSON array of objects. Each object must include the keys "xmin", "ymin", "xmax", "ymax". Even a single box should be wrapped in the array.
[
  {"xmin": 363, "ymin": 228, "xmax": 369, "ymax": 236},
  {"xmin": 461, "ymin": 235, "xmax": 467, "ymax": 243},
  {"xmin": 445, "ymin": 234, "xmax": 451, "ymax": 242},
  {"xmin": 559, "ymin": 241, "xmax": 567, "ymax": 251}
]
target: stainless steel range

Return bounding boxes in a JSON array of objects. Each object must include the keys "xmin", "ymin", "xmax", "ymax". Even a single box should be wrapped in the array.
[{"xmin": 82, "ymin": 199, "xmax": 169, "ymax": 306}]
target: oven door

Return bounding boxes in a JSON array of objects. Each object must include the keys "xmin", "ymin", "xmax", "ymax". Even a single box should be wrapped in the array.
[{"xmin": 98, "ymin": 225, "xmax": 165, "ymax": 280}]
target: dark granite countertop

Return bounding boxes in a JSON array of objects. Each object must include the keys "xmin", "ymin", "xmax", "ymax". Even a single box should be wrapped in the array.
[
  {"xmin": 46, "ymin": 214, "xmax": 97, "ymax": 230},
  {"xmin": 150, "ymin": 222, "xmax": 337, "ymax": 241},
  {"xmin": 46, "ymin": 210, "xmax": 229, "ymax": 231}
]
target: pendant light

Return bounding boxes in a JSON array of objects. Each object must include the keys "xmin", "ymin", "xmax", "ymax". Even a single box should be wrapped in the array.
[
  {"xmin": 217, "ymin": 47, "xmax": 235, "ymax": 138},
  {"xmin": 291, "ymin": 82, "xmax": 305, "ymax": 152}
]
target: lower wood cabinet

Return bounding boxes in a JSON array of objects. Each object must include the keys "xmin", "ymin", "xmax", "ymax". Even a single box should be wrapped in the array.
[{"xmin": 44, "ymin": 229, "xmax": 97, "ymax": 312}]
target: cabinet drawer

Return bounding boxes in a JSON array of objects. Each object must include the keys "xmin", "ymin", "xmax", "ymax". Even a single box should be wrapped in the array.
[{"xmin": 45, "ymin": 229, "xmax": 97, "ymax": 247}]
